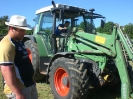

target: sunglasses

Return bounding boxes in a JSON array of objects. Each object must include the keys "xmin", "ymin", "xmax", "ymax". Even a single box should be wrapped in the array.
[{"xmin": 12, "ymin": 27, "xmax": 26, "ymax": 32}]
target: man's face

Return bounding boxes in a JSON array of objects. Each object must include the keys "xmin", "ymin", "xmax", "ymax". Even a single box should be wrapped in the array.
[
  {"xmin": 12, "ymin": 27, "xmax": 26, "ymax": 40},
  {"xmin": 65, "ymin": 23, "xmax": 70, "ymax": 27}
]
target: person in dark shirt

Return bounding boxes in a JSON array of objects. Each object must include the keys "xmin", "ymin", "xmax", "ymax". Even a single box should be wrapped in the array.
[
  {"xmin": 55, "ymin": 21, "xmax": 70, "ymax": 36},
  {"xmin": 0, "ymin": 15, "xmax": 38, "ymax": 99},
  {"xmin": 55, "ymin": 21, "xmax": 70, "ymax": 48}
]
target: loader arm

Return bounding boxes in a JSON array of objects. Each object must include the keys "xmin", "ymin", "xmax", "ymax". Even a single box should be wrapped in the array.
[
  {"xmin": 67, "ymin": 26, "xmax": 133, "ymax": 99},
  {"xmin": 68, "ymin": 27, "xmax": 117, "ymax": 57}
]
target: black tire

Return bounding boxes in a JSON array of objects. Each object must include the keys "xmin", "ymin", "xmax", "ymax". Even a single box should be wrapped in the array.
[
  {"xmin": 49, "ymin": 57, "xmax": 89, "ymax": 99},
  {"xmin": 24, "ymin": 40, "xmax": 44, "ymax": 81}
]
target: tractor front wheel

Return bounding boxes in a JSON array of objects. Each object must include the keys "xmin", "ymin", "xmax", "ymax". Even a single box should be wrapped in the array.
[{"xmin": 49, "ymin": 57, "xmax": 89, "ymax": 99}]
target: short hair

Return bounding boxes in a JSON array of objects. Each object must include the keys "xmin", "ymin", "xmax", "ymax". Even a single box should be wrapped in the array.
[{"xmin": 65, "ymin": 21, "xmax": 70, "ymax": 24}]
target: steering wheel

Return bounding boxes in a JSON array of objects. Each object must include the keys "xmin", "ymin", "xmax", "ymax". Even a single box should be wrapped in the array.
[{"xmin": 59, "ymin": 28, "xmax": 73, "ymax": 51}]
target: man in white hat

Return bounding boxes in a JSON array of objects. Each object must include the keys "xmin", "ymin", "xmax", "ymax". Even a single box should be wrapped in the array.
[{"xmin": 0, "ymin": 15, "xmax": 38, "ymax": 99}]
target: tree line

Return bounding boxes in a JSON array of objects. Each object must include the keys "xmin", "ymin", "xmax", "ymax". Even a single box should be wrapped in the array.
[
  {"xmin": 0, "ymin": 16, "xmax": 133, "ymax": 38},
  {"xmin": 96, "ymin": 21, "xmax": 133, "ymax": 38}
]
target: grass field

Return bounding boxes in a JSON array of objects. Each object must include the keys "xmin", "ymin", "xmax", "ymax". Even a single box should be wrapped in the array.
[
  {"xmin": 36, "ymin": 81, "xmax": 121, "ymax": 99},
  {"xmin": 0, "ymin": 73, "xmax": 7, "ymax": 99},
  {"xmin": 0, "ymin": 73, "xmax": 121, "ymax": 99}
]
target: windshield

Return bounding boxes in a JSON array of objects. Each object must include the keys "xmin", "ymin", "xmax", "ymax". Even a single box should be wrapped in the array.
[
  {"xmin": 39, "ymin": 11, "xmax": 53, "ymax": 34},
  {"xmin": 35, "ymin": 10, "xmax": 104, "ymax": 34},
  {"xmin": 85, "ymin": 17, "xmax": 96, "ymax": 33},
  {"xmin": 33, "ymin": 14, "xmax": 41, "ymax": 33},
  {"xmin": 34, "ymin": 14, "xmax": 40, "ymax": 25},
  {"xmin": 84, "ymin": 12, "xmax": 105, "ymax": 33}
]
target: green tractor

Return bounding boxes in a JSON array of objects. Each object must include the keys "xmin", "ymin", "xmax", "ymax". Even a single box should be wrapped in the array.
[{"xmin": 22, "ymin": 1, "xmax": 133, "ymax": 99}]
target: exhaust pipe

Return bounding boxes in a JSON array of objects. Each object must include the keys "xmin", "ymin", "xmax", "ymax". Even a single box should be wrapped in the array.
[{"xmin": 52, "ymin": 0, "xmax": 56, "ymax": 8}]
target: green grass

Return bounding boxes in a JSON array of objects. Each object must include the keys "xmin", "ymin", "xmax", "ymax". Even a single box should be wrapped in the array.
[
  {"xmin": 0, "ymin": 73, "xmax": 7, "ymax": 99},
  {"xmin": 36, "ymin": 81, "xmax": 121, "ymax": 99},
  {"xmin": 0, "ymin": 72, "xmax": 54, "ymax": 99},
  {"xmin": 0, "ymin": 72, "xmax": 121, "ymax": 99},
  {"xmin": 37, "ymin": 82, "xmax": 54, "ymax": 99}
]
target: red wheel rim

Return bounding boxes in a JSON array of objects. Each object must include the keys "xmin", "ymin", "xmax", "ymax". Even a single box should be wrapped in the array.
[
  {"xmin": 26, "ymin": 48, "xmax": 32, "ymax": 62},
  {"xmin": 54, "ymin": 68, "xmax": 69, "ymax": 96}
]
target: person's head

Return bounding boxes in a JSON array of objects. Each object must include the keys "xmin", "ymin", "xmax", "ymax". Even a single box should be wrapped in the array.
[
  {"xmin": 64, "ymin": 21, "xmax": 70, "ymax": 27},
  {"xmin": 5, "ymin": 15, "xmax": 31, "ymax": 41}
]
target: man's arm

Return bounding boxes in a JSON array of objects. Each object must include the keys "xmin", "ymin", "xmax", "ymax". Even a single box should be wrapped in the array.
[
  {"xmin": 58, "ymin": 25, "xmax": 67, "ymax": 30},
  {"xmin": 0, "ymin": 40, "xmax": 25, "ymax": 99},
  {"xmin": 1, "ymin": 65, "xmax": 24, "ymax": 98}
]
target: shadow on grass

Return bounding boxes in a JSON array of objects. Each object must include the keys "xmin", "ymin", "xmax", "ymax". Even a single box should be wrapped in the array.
[
  {"xmin": 87, "ymin": 86, "xmax": 121, "ymax": 99},
  {"xmin": 38, "ymin": 75, "xmax": 121, "ymax": 99},
  {"xmin": 36, "ymin": 75, "xmax": 50, "ymax": 84}
]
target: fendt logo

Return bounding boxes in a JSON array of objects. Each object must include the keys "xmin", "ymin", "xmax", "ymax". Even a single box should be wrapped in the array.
[{"xmin": 122, "ymin": 84, "xmax": 127, "ymax": 99}]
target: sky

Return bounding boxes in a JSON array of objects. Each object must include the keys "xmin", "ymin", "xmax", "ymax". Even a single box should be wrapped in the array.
[{"xmin": 0, "ymin": 0, "xmax": 133, "ymax": 27}]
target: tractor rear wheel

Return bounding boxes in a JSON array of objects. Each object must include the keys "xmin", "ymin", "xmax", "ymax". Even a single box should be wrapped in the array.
[
  {"xmin": 24, "ymin": 40, "xmax": 44, "ymax": 81},
  {"xmin": 49, "ymin": 57, "xmax": 89, "ymax": 99}
]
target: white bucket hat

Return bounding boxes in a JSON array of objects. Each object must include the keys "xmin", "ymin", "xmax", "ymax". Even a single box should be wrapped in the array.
[{"xmin": 5, "ymin": 15, "xmax": 31, "ymax": 30}]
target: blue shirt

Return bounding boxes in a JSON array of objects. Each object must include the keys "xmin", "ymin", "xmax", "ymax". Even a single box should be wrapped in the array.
[{"xmin": 55, "ymin": 24, "xmax": 67, "ymax": 36}]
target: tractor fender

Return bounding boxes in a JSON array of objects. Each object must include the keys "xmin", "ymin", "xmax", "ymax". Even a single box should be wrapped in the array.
[
  {"xmin": 47, "ymin": 52, "xmax": 76, "ymax": 73},
  {"xmin": 23, "ymin": 35, "xmax": 37, "ymax": 43}
]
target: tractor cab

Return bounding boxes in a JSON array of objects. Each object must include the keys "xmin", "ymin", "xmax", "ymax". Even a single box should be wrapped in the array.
[{"xmin": 33, "ymin": 2, "xmax": 105, "ymax": 55}]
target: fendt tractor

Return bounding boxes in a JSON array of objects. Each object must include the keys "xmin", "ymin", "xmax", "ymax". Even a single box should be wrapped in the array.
[{"xmin": 20, "ymin": 1, "xmax": 133, "ymax": 99}]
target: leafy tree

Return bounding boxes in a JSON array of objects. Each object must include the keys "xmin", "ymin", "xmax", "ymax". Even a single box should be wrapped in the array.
[
  {"xmin": 123, "ymin": 23, "xmax": 133, "ymax": 33},
  {"xmin": 44, "ymin": 27, "xmax": 51, "ymax": 34},
  {"xmin": 78, "ymin": 21, "xmax": 94, "ymax": 33},
  {"xmin": 96, "ymin": 21, "xmax": 114, "ymax": 34},
  {"xmin": 78, "ymin": 21, "xmax": 85, "ymax": 30},
  {"xmin": 0, "ymin": 16, "xmax": 9, "ymax": 26},
  {"xmin": 0, "ymin": 16, "xmax": 9, "ymax": 35},
  {"xmin": 103, "ymin": 21, "xmax": 114, "ymax": 33},
  {"xmin": 26, "ymin": 30, "xmax": 33, "ymax": 35},
  {"xmin": 123, "ymin": 23, "xmax": 133, "ymax": 39},
  {"xmin": 96, "ymin": 27, "xmax": 104, "ymax": 33}
]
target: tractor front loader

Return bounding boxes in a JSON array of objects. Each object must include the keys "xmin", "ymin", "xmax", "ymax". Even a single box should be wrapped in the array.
[
  {"xmin": 60, "ymin": 24, "xmax": 133, "ymax": 99},
  {"xmin": 18, "ymin": 1, "xmax": 133, "ymax": 99}
]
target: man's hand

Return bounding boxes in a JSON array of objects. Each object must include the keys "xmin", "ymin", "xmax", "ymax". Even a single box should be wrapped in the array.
[
  {"xmin": 1, "ymin": 65, "xmax": 24, "ymax": 98},
  {"xmin": 16, "ymin": 93, "xmax": 26, "ymax": 99},
  {"xmin": 58, "ymin": 26, "xmax": 67, "ymax": 30},
  {"xmin": 63, "ymin": 27, "xmax": 67, "ymax": 29}
]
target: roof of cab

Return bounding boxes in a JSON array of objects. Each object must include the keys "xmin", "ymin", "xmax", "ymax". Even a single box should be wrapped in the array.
[
  {"xmin": 35, "ymin": 4, "xmax": 87, "ymax": 15},
  {"xmin": 35, "ymin": 4, "xmax": 59, "ymax": 14}
]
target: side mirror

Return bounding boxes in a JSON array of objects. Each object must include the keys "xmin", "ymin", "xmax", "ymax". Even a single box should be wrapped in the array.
[{"xmin": 101, "ymin": 19, "xmax": 105, "ymax": 28}]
